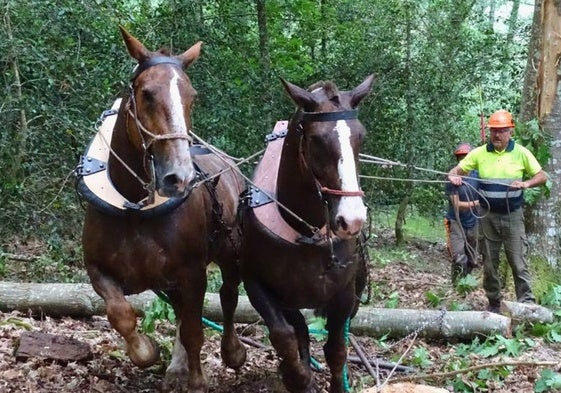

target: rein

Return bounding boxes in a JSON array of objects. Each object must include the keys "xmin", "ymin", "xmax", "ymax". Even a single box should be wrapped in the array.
[{"xmin": 297, "ymin": 109, "xmax": 365, "ymax": 198}]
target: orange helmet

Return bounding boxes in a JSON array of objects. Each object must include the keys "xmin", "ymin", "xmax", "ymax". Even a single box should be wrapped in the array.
[
  {"xmin": 454, "ymin": 143, "xmax": 472, "ymax": 156},
  {"xmin": 487, "ymin": 109, "xmax": 515, "ymax": 128}
]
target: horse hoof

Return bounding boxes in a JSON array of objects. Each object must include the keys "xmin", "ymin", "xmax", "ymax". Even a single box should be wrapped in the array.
[
  {"xmin": 161, "ymin": 372, "xmax": 189, "ymax": 393},
  {"xmin": 127, "ymin": 334, "xmax": 160, "ymax": 368},
  {"xmin": 221, "ymin": 339, "xmax": 247, "ymax": 369},
  {"xmin": 279, "ymin": 361, "xmax": 315, "ymax": 393}
]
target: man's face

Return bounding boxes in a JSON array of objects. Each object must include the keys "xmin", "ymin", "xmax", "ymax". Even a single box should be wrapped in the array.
[{"xmin": 489, "ymin": 127, "xmax": 512, "ymax": 151}]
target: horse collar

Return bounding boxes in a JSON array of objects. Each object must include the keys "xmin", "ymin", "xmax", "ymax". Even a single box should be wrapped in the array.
[{"xmin": 75, "ymin": 99, "xmax": 212, "ymax": 218}]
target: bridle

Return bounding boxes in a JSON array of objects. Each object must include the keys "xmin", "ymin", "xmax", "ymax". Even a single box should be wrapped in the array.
[
  {"xmin": 297, "ymin": 109, "xmax": 365, "ymax": 199},
  {"xmin": 121, "ymin": 56, "xmax": 194, "ymax": 204}
]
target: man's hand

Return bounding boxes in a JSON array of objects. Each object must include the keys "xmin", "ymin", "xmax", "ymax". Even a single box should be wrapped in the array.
[
  {"xmin": 509, "ymin": 180, "xmax": 527, "ymax": 189},
  {"xmin": 448, "ymin": 174, "xmax": 463, "ymax": 186}
]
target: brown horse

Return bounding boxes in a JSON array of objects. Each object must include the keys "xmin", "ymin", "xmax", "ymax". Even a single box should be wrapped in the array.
[
  {"xmin": 79, "ymin": 27, "xmax": 246, "ymax": 393},
  {"xmin": 239, "ymin": 75, "xmax": 374, "ymax": 393}
]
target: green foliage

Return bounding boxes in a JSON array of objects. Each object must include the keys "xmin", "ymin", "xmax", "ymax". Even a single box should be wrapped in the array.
[
  {"xmin": 141, "ymin": 297, "xmax": 176, "ymax": 334},
  {"xmin": 409, "ymin": 346, "xmax": 433, "ymax": 368},
  {"xmin": 444, "ymin": 334, "xmax": 529, "ymax": 392},
  {"xmin": 384, "ymin": 291, "xmax": 400, "ymax": 308},
  {"xmin": 455, "ymin": 274, "xmax": 479, "ymax": 296},
  {"xmin": 425, "ymin": 291, "xmax": 443, "ymax": 307},
  {"xmin": 514, "ymin": 119, "xmax": 552, "ymax": 202},
  {"xmin": 540, "ymin": 284, "xmax": 561, "ymax": 308},
  {"xmin": 530, "ymin": 256, "xmax": 561, "ymax": 305},
  {"xmin": 531, "ymin": 322, "xmax": 561, "ymax": 344},
  {"xmin": 535, "ymin": 369, "xmax": 561, "ymax": 392}
]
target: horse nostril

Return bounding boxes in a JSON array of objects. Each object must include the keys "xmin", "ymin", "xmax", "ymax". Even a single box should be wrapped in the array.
[
  {"xmin": 337, "ymin": 216, "xmax": 348, "ymax": 231},
  {"xmin": 163, "ymin": 173, "xmax": 182, "ymax": 189}
]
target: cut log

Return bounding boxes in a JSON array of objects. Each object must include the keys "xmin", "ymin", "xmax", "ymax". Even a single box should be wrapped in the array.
[
  {"xmin": 364, "ymin": 382, "xmax": 450, "ymax": 393},
  {"xmin": 0, "ymin": 282, "xmax": 511, "ymax": 339},
  {"xmin": 501, "ymin": 300, "xmax": 554, "ymax": 324},
  {"xmin": 14, "ymin": 331, "xmax": 92, "ymax": 362},
  {"xmin": 350, "ymin": 308, "xmax": 511, "ymax": 339}
]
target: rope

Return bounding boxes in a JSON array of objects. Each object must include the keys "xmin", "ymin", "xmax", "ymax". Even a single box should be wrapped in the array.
[
  {"xmin": 189, "ymin": 130, "xmax": 323, "ymax": 236},
  {"xmin": 343, "ymin": 318, "xmax": 351, "ymax": 392}
]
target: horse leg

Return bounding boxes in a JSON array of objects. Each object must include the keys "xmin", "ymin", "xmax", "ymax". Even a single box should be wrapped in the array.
[
  {"xmin": 323, "ymin": 290, "xmax": 355, "ymax": 393},
  {"xmin": 164, "ymin": 274, "xmax": 208, "ymax": 393},
  {"xmin": 283, "ymin": 310, "xmax": 312, "ymax": 368},
  {"xmin": 162, "ymin": 321, "xmax": 189, "ymax": 391},
  {"xmin": 244, "ymin": 280, "xmax": 315, "ymax": 393},
  {"xmin": 88, "ymin": 269, "xmax": 159, "ymax": 367},
  {"xmin": 218, "ymin": 263, "xmax": 246, "ymax": 369}
]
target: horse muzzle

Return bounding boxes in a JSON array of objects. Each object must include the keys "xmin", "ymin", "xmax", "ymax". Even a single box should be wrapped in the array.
[
  {"xmin": 156, "ymin": 165, "xmax": 196, "ymax": 198},
  {"xmin": 333, "ymin": 197, "xmax": 367, "ymax": 239}
]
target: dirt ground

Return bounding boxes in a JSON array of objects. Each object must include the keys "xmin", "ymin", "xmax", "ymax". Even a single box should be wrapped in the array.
[{"xmin": 1, "ymin": 234, "xmax": 560, "ymax": 393}]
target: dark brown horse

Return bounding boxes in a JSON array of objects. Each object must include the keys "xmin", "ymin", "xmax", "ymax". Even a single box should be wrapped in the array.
[
  {"xmin": 79, "ymin": 27, "xmax": 246, "ymax": 393},
  {"xmin": 239, "ymin": 75, "xmax": 374, "ymax": 393}
]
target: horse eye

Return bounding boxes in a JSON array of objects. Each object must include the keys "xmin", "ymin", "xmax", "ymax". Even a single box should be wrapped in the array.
[{"xmin": 142, "ymin": 89, "xmax": 155, "ymax": 103}]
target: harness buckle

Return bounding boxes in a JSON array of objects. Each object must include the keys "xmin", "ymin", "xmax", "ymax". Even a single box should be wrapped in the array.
[
  {"xmin": 77, "ymin": 155, "xmax": 107, "ymax": 176},
  {"xmin": 245, "ymin": 185, "xmax": 274, "ymax": 208}
]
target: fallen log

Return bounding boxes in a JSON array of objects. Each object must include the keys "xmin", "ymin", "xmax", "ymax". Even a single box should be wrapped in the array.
[
  {"xmin": 501, "ymin": 300, "xmax": 553, "ymax": 324},
  {"xmin": 350, "ymin": 307, "xmax": 511, "ymax": 339},
  {"xmin": 0, "ymin": 282, "xmax": 511, "ymax": 339}
]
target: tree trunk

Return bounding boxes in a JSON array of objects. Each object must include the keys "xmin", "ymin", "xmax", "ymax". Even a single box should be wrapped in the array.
[
  {"xmin": 0, "ymin": 282, "xmax": 513, "ymax": 339},
  {"xmin": 506, "ymin": 0, "xmax": 521, "ymax": 44},
  {"xmin": 395, "ymin": 195, "xmax": 409, "ymax": 246},
  {"xmin": 3, "ymin": 6, "xmax": 28, "ymax": 181},
  {"xmin": 255, "ymin": 0, "xmax": 272, "ymax": 127},
  {"xmin": 527, "ymin": 0, "xmax": 561, "ymax": 266}
]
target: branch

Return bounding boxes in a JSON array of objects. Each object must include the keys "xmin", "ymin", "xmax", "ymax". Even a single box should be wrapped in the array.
[{"xmin": 389, "ymin": 360, "xmax": 560, "ymax": 383}]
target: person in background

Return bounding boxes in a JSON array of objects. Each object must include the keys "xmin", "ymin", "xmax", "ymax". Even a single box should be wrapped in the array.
[
  {"xmin": 447, "ymin": 110, "xmax": 548, "ymax": 313},
  {"xmin": 445, "ymin": 143, "xmax": 480, "ymax": 284}
]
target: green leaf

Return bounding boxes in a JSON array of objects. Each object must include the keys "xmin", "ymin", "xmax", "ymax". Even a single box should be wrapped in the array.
[{"xmin": 535, "ymin": 369, "xmax": 561, "ymax": 392}]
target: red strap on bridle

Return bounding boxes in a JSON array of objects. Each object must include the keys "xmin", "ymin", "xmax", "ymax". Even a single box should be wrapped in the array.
[{"xmin": 320, "ymin": 186, "xmax": 365, "ymax": 197}]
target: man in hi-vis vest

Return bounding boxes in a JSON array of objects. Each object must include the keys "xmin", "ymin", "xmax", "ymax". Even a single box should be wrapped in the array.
[{"xmin": 447, "ymin": 110, "xmax": 547, "ymax": 313}]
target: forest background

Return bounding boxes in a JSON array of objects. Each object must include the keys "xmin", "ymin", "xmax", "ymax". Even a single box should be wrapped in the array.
[{"xmin": 1, "ymin": 0, "xmax": 560, "ymax": 273}]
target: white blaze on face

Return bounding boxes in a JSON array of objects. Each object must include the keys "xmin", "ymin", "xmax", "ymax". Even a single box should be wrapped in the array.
[
  {"xmin": 169, "ymin": 69, "xmax": 188, "ymax": 136},
  {"xmin": 335, "ymin": 120, "xmax": 367, "ymax": 222}
]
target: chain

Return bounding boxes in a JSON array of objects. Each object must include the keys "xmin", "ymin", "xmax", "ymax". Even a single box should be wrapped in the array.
[{"xmin": 375, "ymin": 308, "xmax": 447, "ymax": 355}]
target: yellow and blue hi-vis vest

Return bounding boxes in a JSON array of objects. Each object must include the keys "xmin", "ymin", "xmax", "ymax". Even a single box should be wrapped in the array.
[{"xmin": 458, "ymin": 140, "xmax": 542, "ymax": 213}]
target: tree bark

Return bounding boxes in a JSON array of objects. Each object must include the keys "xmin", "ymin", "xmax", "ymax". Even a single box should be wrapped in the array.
[
  {"xmin": 527, "ymin": 0, "xmax": 561, "ymax": 266},
  {"xmin": 0, "ymin": 282, "xmax": 512, "ymax": 339},
  {"xmin": 506, "ymin": 0, "xmax": 521, "ymax": 44},
  {"xmin": 255, "ymin": 0, "xmax": 272, "ymax": 127},
  {"xmin": 3, "ymin": 5, "xmax": 28, "ymax": 181},
  {"xmin": 501, "ymin": 299, "xmax": 553, "ymax": 323},
  {"xmin": 395, "ymin": 195, "xmax": 409, "ymax": 246}
]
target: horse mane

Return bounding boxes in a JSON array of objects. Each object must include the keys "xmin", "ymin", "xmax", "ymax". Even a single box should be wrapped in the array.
[{"xmin": 308, "ymin": 80, "xmax": 339, "ymax": 101}]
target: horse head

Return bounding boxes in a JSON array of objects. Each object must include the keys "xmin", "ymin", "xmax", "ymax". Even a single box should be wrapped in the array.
[
  {"xmin": 119, "ymin": 26, "xmax": 202, "ymax": 198},
  {"xmin": 281, "ymin": 75, "xmax": 374, "ymax": 239}
]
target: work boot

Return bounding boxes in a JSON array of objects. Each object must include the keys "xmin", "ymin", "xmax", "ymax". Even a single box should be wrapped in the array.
[{"xmin": 486, "ymin": 299, "xmax": 501, "ymax": 314}]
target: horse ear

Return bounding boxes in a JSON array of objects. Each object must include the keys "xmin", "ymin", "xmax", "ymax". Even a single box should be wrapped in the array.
[
  {"xmin": 280, "ymin": 78, "xmax": 319, "ymax": 110},
  {"xmin": 178, "ymin": 41, "xmax": 203, "ymax": 69},
  {"xmin": 350, "ymin": 74, "xmax": 375, "ymax": 108},
  {"xmin": 119, "ymin": 25, "xmax": 150, "ymax": 63}
]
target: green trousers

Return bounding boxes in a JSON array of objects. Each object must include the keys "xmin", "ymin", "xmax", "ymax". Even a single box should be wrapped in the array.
[
  {"xmin": 445, "ymin": 218, "xmax": 478, "ymax": 282},
  {"xmin": 480, "ymin": 208, "xmax": 534, "ymax": 303}
]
